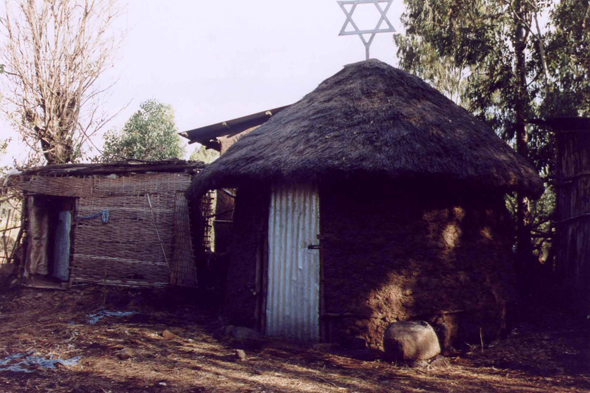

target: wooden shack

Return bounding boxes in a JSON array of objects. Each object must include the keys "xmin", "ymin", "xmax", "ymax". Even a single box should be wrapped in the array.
[
  {"xmin": 539, "ymin": 117, "xmax": 590, "ymax": 316},
  {"xmin": 17, "ymin": 160, "xmax": 204, "ymax": 288},
  {"xmin": 186, "ymin": 60, "xmax": 544, "ymax": 349}
]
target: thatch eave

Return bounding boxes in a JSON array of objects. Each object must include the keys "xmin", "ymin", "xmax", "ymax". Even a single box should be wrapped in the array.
[{"xmin": 187, "ymin": 60, "xmax": 544, "ymax": 200}]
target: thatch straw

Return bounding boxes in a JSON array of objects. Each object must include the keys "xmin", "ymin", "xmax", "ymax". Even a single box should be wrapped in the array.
[{"xmin": 187, "ymin": 60, "xmax": 544, "ymax": 199}]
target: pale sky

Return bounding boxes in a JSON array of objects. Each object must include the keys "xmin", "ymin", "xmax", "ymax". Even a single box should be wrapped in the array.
[{"xmin": 0, "ymin": 0, "xmax": 406, "ymax": 167}]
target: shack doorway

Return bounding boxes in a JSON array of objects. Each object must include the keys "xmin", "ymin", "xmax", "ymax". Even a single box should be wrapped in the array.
[
  {"xmin": 25, "ymin": 195, "xmax": 76, "ymax": 283},
  {"xmin": 265, "ymin": 185, "xmax": 321, "ymax": 342}
]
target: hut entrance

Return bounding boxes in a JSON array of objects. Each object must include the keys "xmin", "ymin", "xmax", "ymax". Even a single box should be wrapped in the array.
[
  {"xmin": 25, "ymin": 195, "xmax": 76, "ymax": 283},
  {"xmin": 265, "ymin": 185, "xmax": 321, "ymax": 342}
]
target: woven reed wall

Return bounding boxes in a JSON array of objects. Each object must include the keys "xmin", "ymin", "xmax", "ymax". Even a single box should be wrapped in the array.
[{"xmin": 21, "ymin": 172, "xmax": 196, "ymax": 287}]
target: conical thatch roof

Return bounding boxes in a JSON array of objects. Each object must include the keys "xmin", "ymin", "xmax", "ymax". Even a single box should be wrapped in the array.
[{"xmin": 187, "ymin": 60, "xmax": 544, "ymax": 199}]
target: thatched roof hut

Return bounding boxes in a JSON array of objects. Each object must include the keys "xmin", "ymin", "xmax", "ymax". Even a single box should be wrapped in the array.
[
  {"xmin": 187, "ymin": 59, "xmax": 543, "ymax": 199},
  {"xmin": 187, "ymin": 60, "xmax": 544, "ymax": 350}
]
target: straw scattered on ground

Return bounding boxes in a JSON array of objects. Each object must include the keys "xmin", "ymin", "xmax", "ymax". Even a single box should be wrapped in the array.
[{"xmin": 0, "ymin": 286, "xmax": 588, "ymax": 393}]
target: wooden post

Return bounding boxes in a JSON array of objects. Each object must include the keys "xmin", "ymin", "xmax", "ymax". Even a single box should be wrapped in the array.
[{"xmin": 1, "ymin": 209, "xmax": 12, "ymax": 263}]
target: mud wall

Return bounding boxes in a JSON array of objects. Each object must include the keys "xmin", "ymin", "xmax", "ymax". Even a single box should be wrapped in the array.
[
  {"xmin": 319, "ymin": 180, "xmax": 515, "ymax": 350},
  {"xmin": 223, "ymin": 184, "xmax": 270, "ymax": 327}
]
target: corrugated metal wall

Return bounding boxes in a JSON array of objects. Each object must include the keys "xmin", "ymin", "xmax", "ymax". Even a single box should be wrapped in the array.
[{"xmin": 266, "ymin": 184, "xmax": 320, "ymax": 342}]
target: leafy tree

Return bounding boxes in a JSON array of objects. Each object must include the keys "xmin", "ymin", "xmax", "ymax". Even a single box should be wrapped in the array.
[
  {"xmin": 396, "ymin": 0, "xmax": 590, "ymax": 272},
  {"xmin": 395, "ymin": 35, "xmax": 468, "ymax": 106},
  {"xmin": 190, "ymin": 145, "xmax": 219, "ymax": 164},
  {"xmin": 0, "ymin": 0, "xmax": 124, "ymax": 165},
  {"xmin": 543, "ymin": 0, "xmax": 590, "ymax": 117},
  {"xmin": 101, "ymin": 100, "xmax": 185, "ymax": 162},
  {"xmin": 0, "ymin": 139, "xmax": 7, "ymax": 175}
]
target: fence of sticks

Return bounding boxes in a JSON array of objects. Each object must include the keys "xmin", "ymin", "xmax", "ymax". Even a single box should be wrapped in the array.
[{"xmin": 0, "ymin": 195, "xmax": 22, "ymax": 265}]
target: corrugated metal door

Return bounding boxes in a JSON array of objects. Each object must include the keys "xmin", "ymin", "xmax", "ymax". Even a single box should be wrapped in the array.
[{"xmin": 266, "ymin": 185, "xmax": 320, "ymax": 342}]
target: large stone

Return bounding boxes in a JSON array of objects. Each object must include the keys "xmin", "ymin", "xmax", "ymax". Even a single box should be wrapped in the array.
[{"xmin": 383, "ymin": 321, "xmax": 441, "ymax": 361}]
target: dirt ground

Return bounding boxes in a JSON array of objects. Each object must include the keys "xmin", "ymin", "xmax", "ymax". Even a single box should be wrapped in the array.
[{"xmin": 0, "ymin": 285, "xmax": 589, "ymax": 393}]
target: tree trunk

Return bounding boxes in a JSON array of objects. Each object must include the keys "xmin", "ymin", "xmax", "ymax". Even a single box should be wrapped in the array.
[{"xmin": 514, "ymin": 0, "xmax": 534, "ymax": 273}]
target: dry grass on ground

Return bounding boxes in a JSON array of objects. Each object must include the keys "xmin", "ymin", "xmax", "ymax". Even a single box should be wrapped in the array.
[{"xmin": 0, "ymin": 286, "xmax": 589, "ymax": 393}]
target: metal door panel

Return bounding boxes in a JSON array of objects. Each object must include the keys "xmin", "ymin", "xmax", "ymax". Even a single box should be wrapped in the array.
[{"xmin": 266, "ymin": 185, "xmax": 320, "ymax": 341}]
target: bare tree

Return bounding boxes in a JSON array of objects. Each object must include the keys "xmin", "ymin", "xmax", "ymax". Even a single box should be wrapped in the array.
[{"xmin": 0, "ymin": 0, "xmax": 125, "ymax": 165}]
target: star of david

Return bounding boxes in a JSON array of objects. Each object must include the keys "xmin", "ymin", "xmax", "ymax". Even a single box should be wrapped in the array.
[{"xmin": 338, "ymin": 0, "xmax": 396, "ymax": 60}]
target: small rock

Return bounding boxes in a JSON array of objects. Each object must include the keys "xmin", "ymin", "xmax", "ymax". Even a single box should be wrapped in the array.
[
  {"xmin": 116, "ymin": 348, "xmax": 133, "ymax": 360},
  {"xmin": 223, "ymin": 325, "xmax": 235, "ymax": 336},
  {"xmin": 160, "ymin": 348, "xmax": 171, "ymax": 357},
  {"xmin": 235, "ymin": 349, "xmax": 247, "ymax": 361},
  {"xmin": 432, "ymin": 320, "xmax": 454, "ymax": 355},
  {"xmin": 383, "ymin": 321, "xmax": 441, "ymax": 362},
  {"xmin": 231, "ymin": 327, "xmax": 263, "ymax": 341},
  {"xmin": 411, "ymin": 360, "xmax": 429, "ymax": 368},
  {"xmin": 347, "ymin": 349, "xmax": 381, "ymax": 362},
  {"xmin": 349, "ymin": 336, "xmax": 367, "ymax": 350},
  {"xmin": 162, "ymin": 330, "xmax": 176, "ymax": 340},
  {"xmin": 226, "ymin": 327, "xmax": 265, "ymax": 349},
  {"xmin": 312, "ymin": 343, "xmax": 339, "ymax": 351},
  {"xmin": 429, "ymin": 356, "xmax": 451, "ymax": 369}
]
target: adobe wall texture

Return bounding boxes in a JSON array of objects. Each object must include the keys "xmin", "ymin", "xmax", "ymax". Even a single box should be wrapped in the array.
[{"xmin": 319, "ymin": 180, "xmax": 516, "ymax": 350}]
